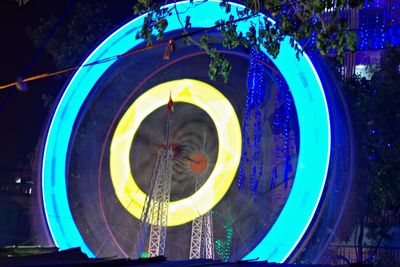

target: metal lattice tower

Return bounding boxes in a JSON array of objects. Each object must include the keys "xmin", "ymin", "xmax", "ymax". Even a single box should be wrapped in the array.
[
  {"xmin": 189, "ymin": 175, "xmax": 214, "ymax": 259},
  {"xmin": 136, "ymin": 101, "xmax": 173, "ymax": 258},
  {"xmin": 148, "ymin": 148, "xmax": 173, "ymax": 257}
]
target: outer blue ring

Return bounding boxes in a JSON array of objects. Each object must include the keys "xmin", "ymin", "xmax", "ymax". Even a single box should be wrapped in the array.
[{"xmin": 42, "ymin": 0, "xmax": 331, "ymax": 262}]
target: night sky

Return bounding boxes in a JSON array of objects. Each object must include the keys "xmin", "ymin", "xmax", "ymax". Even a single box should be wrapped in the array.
[
  {"xmin": 0, "ymin": 0, "xmax": 134, "ymax": 182},
  {"xmin": 1, "ymin": 0, "xmax": 399, "ymax": 262}
]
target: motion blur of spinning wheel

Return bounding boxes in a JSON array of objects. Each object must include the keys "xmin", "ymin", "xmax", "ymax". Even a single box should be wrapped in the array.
[
  {"xmin": 66, "ymin": 50, "xmax": 298, "ymax": 260},
  {"xmin": 41, "ymin": 1, "xmax": 338, "ymax": 263},
  {"xmin": 131, "ymin": 103, "xmax": 218, "ymax": 202}
]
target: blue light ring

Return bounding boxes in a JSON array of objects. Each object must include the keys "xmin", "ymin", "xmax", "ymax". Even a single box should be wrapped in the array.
[
  {"xmin": 42, "ymin": 0, "xmax": 330, "ymax": 261},
  {"xmin": 41, "ymin": 11, "xmax": 148, "ymax": 257},
  {"xmin": 249, "ymin": 47, "xmax": 330, "ymax": 261},
  {"xmin": 228, "ymin": 7, "xmax": 330, "ymax": 261}
]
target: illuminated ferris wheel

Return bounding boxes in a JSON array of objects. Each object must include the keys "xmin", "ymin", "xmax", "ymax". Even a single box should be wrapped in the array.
[{"xmin": 40, "ymin": 1, "xmax": 335, "ymax": 263}]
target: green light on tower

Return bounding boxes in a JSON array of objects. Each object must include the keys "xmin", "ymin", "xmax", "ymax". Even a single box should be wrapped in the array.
[
  {"xmin": 216, "ymin": 223, "xmax": 233, "ymax": 262},
  {"xmin": 140, "ymin": 251, "xmax": 149, "ymax": 258}
]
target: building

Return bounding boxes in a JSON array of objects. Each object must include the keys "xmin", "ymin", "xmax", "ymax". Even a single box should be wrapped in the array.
[{"xmin": 344, "ymin": 0, "xmax": 400, "ymax": 77}]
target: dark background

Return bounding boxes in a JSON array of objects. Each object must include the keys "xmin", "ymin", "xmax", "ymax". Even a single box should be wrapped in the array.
[
  {"xmin": 0, "ymin": 0, "xmax": 135, "ymax": 246},
  {"xmin": 0, "ymin": 0, "xmax": 134, "ymax": 180}
]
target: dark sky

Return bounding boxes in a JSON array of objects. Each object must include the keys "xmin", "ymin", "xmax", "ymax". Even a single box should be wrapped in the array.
[{"xmin": 0, "ymin": 0, "xmax": 133, "ymax": 181}]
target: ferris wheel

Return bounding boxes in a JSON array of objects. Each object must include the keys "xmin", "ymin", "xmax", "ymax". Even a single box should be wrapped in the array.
[{"xmin": 40, "ymin": 1, "xmax": 333, "ymax": 263}]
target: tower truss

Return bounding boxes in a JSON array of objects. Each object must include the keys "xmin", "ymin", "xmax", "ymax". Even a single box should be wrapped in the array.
[
  {"xmin": 136, "ymin": 100, "xmax": 173, "ymax": 258},
  {"xmin": 189, "ymin": 175, "xmax": 214, "ymax": 259}
]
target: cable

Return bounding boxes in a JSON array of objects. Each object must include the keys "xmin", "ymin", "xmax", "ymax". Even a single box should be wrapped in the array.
[
  {"xmin": 20, "ymin": 0, "xmax": 77, "ymax": 80},
  {"xmin": 1, "ymin": 0, "xmax": 302, "ymax": 91},
  {"xmin": 0, "ymin": 41, "xmax": 167, "ymax": 91}
]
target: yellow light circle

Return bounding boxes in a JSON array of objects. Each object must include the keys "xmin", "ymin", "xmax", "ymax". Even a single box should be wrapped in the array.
[{"xmin": 110, "ymin": 79, "xmax": 241, "ymax": 226}]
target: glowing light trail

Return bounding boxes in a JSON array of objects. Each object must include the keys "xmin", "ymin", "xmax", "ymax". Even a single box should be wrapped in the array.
[
  {"xmin": 42, "ymin": 1, "xmax": 330, "ymax": 262},
  {"xmin": 110, "ymin": 79, "xmax": 241, "ymax": 226}
]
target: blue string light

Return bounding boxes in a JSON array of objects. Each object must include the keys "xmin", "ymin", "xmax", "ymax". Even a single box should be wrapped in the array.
[
  {"xmin": 238, "ymin": 49, "xmax": 296, "ymax": 193},
  {"xmin": 357, "ymin": 0, "xmax": 400, "ymax": 52},
  {"xmin": 238, "ymin": 48, "xmax": 267, "ymax": 195},
  {"xmin": 269, "ymin": 76, "xmax": 293, "ymax": 189}
]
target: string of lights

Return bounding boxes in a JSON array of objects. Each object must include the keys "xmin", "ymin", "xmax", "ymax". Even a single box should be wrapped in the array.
[
  {"xmin": 238, "ymin": 48, "xmax": 267, "ymax": 195},
  {"xmin": 281, "ymin": 81, "xmax": 293, "ymax": 188},
  {"xmin": 215, "ymin": 222, "xmax": 233, "ymax": 262},
  {"xmin": 357, "ymin": 0, "xmax": 400, "ymax": 52},
  {"xmin": 269, "ymin": 76, "xmax": 293, "ymax": 189}
]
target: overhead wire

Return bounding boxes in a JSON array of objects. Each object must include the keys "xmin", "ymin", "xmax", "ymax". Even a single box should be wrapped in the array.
[
  {"xmin": 0, "ymin": 42, "xmax": 167, "ymax": 91},
  {"xmin": 0, "ymin": 0, "xmax": 302, "ymax": 91},
  {"xmin": 20, "ymin": 0, "xmax": 77, "ymax": 79}
]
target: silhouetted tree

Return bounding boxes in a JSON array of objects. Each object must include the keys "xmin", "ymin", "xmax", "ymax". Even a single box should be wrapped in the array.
[{"xmin": 343, "ymin": 47, "xmax": 400, "ymax": 263}]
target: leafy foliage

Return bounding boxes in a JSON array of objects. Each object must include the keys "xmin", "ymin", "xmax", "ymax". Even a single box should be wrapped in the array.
[
  {"xmin": 343, "ymin": 47, "xmax": 400, "ymax": 259},
  {"xmin": 27, "ymin": 2, "xmax": 114, "ymax": 68},
  {"xmin": 27, "ymin": 2, "xmax": 116, "ymax": 108},
  {"xmin": 133, "ymin": 0, "xmax": 364, "ymax": 82}
]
